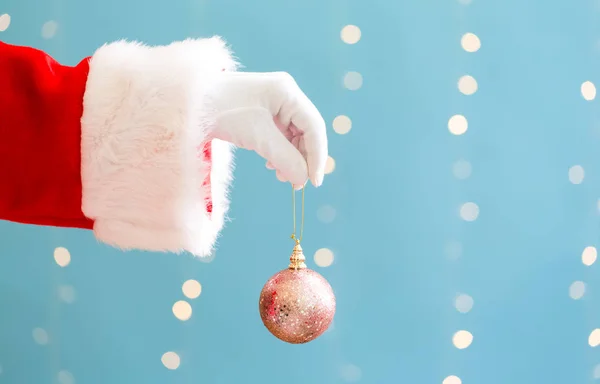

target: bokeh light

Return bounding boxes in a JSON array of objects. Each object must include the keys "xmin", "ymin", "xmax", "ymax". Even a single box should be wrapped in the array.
[
  {"xmin": 341, "ymin": 25, "xmax": 361, "ymax": 44},
  {"xmin": 452, "ymin": 330, "xmax": 473, "ymax": 349}
]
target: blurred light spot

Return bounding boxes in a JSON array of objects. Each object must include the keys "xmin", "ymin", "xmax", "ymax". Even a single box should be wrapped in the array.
[
  {"xmin": 583, "ymin": 246, "xmax": 597, "ymax": 266},
  {"xmin": 593, "ymin": 364, "xmax": 600, "ymax": 379},
  {"xmin": 172, "ymin": 300, "xmax": 192, "ymax": 321},
  {"xmin": 458, "ymin": 0, "xmax": 472, "ymax": 4},
  {"xmin": 161, "ymin": 352, "xmax": 180, "ymax": 370},
  {"xmin": 455, "ymin": 294, "xmax": 474, "ymax": 313},
  {"xmin": 58, "ymin": 370, "xmax": 75, "ymax": 384},
  {"xmin": 58, "ymin": 285, "xmax": 76, "ymax": 304},
  {"xmin": 582, "ymin": 81, "xmax": 596, "ymax": 101},
  {"xmin": 54, "ymin": 247, "xmax": 71, "ymax": 267},
  {"xmin": 460, "ymin": 202, "xmax": 479, "ymax": 222},
  {"xmin": 317, "ymin": 205, "xmax": 336, "ymax": 223},
  {"xmin": 344, "ymin": 72, "xmax": 363, "ymax": 90},
  {"xmin": 445, "ymin": 241, "xmax": 462, "ymax": 261},
  {"xmin": 340, "ymin": 364, "xmax": 361, "ymax": 382},
  {"xmin": 569, "ymin": 281, "xmax": 586, "ymax": 300},
  {"xmin": 182, "ymin": 280, "xmax": 202, "ymax": 299},
  {"xmin": 341, "ymin": 25, "xmax": 361, "ymax": 44},
  {"xmin": 32, "ymin": 328, "xmax": 49, "ymax": 345},
  {"xmin": 458, "ymin": 75, "xmax": 478, "ymax": 95},
  {"xmin": 443, "ymin": 375, "xmax": 462, "ymax": 384},
  {"xmin": 590, "ymin": 329, "xmax": 600, "ymax": 347},
  {"xmin": 41, "ymin": 20, "xmax": 58, "ymax": 39},
  {"xmin": 452, "ymin": 159, "xmax": 472, "ymax": 180},
  {"xmin": 333, "ymin": 115, "xmax": 352, "ymax": 135},
  {"xmin": 453, "ymin": 330, "xmax": 473, "ymax": 349},
  {"xmin": 461, "ymin": 33, "xmax": 481, "ymax": 52},
  {"xmin": 448, "ymin": 115, "xmax": 468, "ymax": 135},
  {"xmin": 314, "ymin": 248, "xmax": 334, "ymax": 267},
  {"xmin": 0, "ymin": 14, "xmax": 10, "ymax": 32},
  {"xmin": 325, "ymin": 156, "xmax": 336, "ymax": 174},
  {"xmin": 569, "ymin": 165, "xmax": 585, "ymax": 184}
]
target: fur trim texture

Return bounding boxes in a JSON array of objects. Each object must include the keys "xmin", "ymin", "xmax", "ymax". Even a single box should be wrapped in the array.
[{"xmin": 80, "ymin": 37, "xmax": 238, "ymax": 257}]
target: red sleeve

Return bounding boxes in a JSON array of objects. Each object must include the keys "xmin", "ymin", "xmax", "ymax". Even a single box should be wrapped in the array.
[
  {"xmin": 0, "ymin": 41, "xmax": 93, "ymax": 229},
  {"xmin": 0, "ymin": 38, "xmax": 237, "ymax": 257}
]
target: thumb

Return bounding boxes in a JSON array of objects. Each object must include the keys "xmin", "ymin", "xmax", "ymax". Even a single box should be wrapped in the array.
[{"xmin": 215, "ymin": 107, "xmax": 309, "ymax": 186}]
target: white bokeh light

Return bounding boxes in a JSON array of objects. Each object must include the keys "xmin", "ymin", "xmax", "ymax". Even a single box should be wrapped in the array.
[
  {"xmin": 458, "ymin": 0, "xmax": 472, "ymax": 4},
  {"xmin": 582, "ymin": 246, "xmax": 597, "ymax": 266},
  {"xmin": 54, "ymin": 247, "xmax": 71, "ymax": 267},
  {"xmin": 582, "ymin": 81, "xmax": 596, "ymax": 101},
  {"xmin": 569, "ymin": 165, "xmax": 585, "ymax": 184},
  {"xmin": 32, "ymin": 328, "xmax": 49, "ymax": 345},
  {"xmin": 58, "ymin": 285, "xmax": 76, "ymax": 304},
  {"xmin": 341, "ymin": 25, "xmax": 361, "ymax": 44},
  {"xmin": 317, "ymin": 205, "xmax": 336, "ymax": 223},
  {"xmin": 172, "ymin": 300, "xmax": 192, "ymax": 321},
  {"xmin": 455, "ymin": 294, "xmax": 474, "ymax": 313},
  {"xmin": 590, "ymin": 329, "xmax": 600, "ymax": 347},
  {"xmin": 161, "ymin": 352, "xmax": 181, "ymax": 370},
  {"xmin": 325, "ymin": 156, "xmax": 336, "ymax": 175},
  {"xmin": 445, "ymin": 241, "xmax": 463, "ymax": 261},
  {"xmin": 41, "ymin": 20, "xmax": 58, "ymax": 39},
  {"xmin": 0, "ymin": 14, "xmax": 10, "ymax": 32},
  {"xmin": 593, "ymin": 364, "xmax": 600, "ymax": 379},
  {"xmin": 460, "ymin": 202, "xmax": 479, "ymax": 221},
  {"xmin": 57, "ymin": 370, "xmax": 75, "ymax": 384},
  {"xmin": 314, "ymin": 248, "xmax": 334, "ymax": 267},
  {"xmin": 340, "ymin": 364, "xmax": 362, "ymax": 382},
  {"xmin": 458, "ymin": 75, "xmax": 478, "ymax": 95},
  {"xmin": 448, "ymin": 115, "xmax": 468, "ymax": 135},
  {"xmin": 452, "ymin": 330, "xmax": 473, "ymax": 349},
  {"xmin": 333, "ymin": 115, "xmax": 352, "ymax": 135},
  {"xmin": 344, "ymin": 72, "xmax": 363, "ymax": 90},
  {"xmin": 461, "ymin": 33, "xmax": 481, "ymax": 52},
  {"xmin": 452, "ymin": 159, "xmax": 472, "ymax": 180},
  {"xmin": 443, "ymin": 375, "xmax": 462, "ymax": 384},
  {"xmin": 569, "ymin": 281, "xmax": 585, "ymax": 300},
  {"xmin": 182, "ymin": 280, "xmax": 202, "ymax": 299}
]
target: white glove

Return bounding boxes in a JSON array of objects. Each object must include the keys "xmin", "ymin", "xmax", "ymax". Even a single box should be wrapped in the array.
[{"xmin": 208, "ymin": 71, "xmax": 328, "ymax": 188}]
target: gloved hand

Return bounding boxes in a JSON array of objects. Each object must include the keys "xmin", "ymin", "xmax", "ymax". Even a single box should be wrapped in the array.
[{"xmin": 209, "ymin": 71, "xmax": 328, "ymax": 188}]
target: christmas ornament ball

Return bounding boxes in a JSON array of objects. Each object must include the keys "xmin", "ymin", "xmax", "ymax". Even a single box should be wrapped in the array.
[{"xmin": 259, "ymin": 243, "xmax": 336, "ymax": 344}]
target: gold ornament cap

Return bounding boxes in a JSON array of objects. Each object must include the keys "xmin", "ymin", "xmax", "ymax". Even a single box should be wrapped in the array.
[{"xmin": 288, "ymin": 242, "xmax": 307, "ymax": 269}]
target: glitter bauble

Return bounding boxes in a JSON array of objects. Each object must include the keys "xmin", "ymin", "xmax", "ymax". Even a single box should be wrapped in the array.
[{"xmin": 259, "ymin": 243, "xmax": 336, "ymax": 344}]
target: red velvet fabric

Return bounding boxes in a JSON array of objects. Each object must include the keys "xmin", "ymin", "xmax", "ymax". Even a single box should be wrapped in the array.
[
  {"xmin": 0, "ymin": 41, "xmax": 215, "ymax": 229},
  {"xmin": 0, "ymin": 42, "xmax": 93, "ymax": 229}
]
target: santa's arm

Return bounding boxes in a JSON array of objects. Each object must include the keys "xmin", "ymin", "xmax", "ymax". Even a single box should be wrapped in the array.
[
  {"xmin": 0, "ymin": 39, "xmax": 327, "ymax": 257},
  {"xmin": 0, "ymin": 41, "xmax": 92, "ymax": 230},
  {"xmin": 0, "ymin": 39, "xmax": 236, "ymax": 256}
]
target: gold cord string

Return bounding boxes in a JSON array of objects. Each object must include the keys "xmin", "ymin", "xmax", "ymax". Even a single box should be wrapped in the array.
[{"xmin": 290, "ymin": 186, "xmax": 305, "ymax": 244}]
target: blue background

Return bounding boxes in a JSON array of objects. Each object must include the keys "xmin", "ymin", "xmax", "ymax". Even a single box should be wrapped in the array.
[{"xmin": 2, "ymin": 0, "xmax": 600, "ymax": 383}]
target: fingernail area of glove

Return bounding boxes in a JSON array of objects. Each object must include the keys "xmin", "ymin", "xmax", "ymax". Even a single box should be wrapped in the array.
[{"xmin": 313, "ymin": 172, "xmax": 324, "ymax": 188}]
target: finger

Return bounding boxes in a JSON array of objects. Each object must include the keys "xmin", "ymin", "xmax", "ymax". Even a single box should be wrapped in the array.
[
  {"xmin": 266, "ymin": 161, "xmax": 275, "ymax": 170},
  {"xmin": 257, "ymin": 125, "xmax": 308, "ymax": 186},
  {"xmin": 277, "ymin": 91, "xmax": 328, "ymax": 187},
  {"xmin": 219, "ymin": 107, "xmax": 309, "ymax": 186},
  {"xmin": 292, "ymin": 113, "xmax": 327, "ymax": 187},
  {"xmin": 276, "ymin": 170, "xmax": 287, "ymax": 182},
  {"xmin": 277, "ymin": 170, "xmax": 304, "ymax": 190}
]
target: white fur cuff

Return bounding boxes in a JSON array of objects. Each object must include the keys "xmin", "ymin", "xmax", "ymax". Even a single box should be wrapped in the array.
[{"xmin": 80, "ymin": 38, "xmax": 238, "ymax": 257}]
